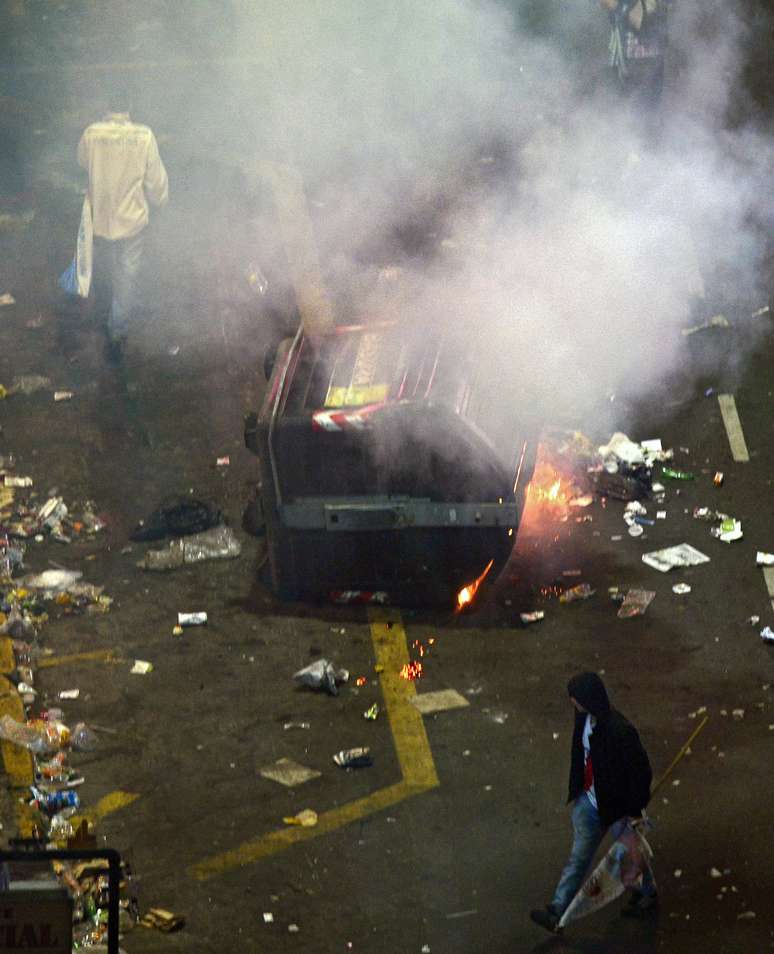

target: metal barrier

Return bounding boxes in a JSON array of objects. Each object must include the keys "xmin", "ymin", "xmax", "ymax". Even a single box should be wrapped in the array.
[{"xmin": 0, "ymin": 846, "xmax": 121, "ymax": 954}]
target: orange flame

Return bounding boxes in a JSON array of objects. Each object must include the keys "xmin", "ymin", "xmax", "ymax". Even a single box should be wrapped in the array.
[{"xmin": 456, "ymin": 558, "xmax": 495, "ymax": 611}]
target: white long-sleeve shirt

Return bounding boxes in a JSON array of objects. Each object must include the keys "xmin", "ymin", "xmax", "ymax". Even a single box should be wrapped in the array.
[{"xmin": 78, "ymin": 113, "xmax": 168, "ymax": 241}]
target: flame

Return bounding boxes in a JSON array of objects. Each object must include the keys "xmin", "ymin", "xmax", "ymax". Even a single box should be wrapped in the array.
[
  {"xmin": 547, "ymin": 479, "xmax": 561, "ymax": 500},
  {"xmin": 456, "ymin": 558, "xmax": 495, "ymax": 611}
]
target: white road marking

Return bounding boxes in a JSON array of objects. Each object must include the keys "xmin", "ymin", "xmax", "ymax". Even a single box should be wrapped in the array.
[
  {"xmin": 717, "ymin": 394, "xmax": 750, "ymax": 462},
  {"xmin": 763, "ymin": 567, "xmax": 774, "ymax": 612}
]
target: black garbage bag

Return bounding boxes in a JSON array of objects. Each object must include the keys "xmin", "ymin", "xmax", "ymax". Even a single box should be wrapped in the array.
[{"xmin": 130, "ymin": 497, "xmax": 223, "ymax": 542}]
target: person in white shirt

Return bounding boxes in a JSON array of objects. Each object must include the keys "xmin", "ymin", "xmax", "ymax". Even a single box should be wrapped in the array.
[{"xmin": 78, "ymin": 96, "xmax": 168, "ymax": 358}]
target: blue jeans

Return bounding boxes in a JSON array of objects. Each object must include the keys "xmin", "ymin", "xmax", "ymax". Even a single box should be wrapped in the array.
[
  {"xmin": 551, "ymin": 793, "xmax": 656, "ymax": 915},
  {"xmin": 94, "ymin": 232, "xmax": 145, "ymax": 341}
]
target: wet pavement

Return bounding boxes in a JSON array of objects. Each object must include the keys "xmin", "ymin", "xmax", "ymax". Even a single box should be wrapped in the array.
[{"xmin": 2, "ymin": 5, "xmax": 774, "ymax": 953}]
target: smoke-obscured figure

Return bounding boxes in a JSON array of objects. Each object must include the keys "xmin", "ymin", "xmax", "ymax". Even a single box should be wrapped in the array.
[
  {"xmin": 77, "ymin": 93, "xmax": 168, "ymax": 361},
  {"xmin": 603, "ymin": 0, "xmax": 670, "ymax": 132}
]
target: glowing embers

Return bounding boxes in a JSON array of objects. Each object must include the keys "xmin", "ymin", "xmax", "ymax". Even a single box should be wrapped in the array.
[
  {"xmin": 399, "ymin": 660, "xmax": 424, "ymax": 682},
  {"xmin": 399, "ymin": 636, "xmax": 435, "ymax": 681},
  {"xmin": 456, "ymin": 558, "xmax": 495, "ymax": 611}
]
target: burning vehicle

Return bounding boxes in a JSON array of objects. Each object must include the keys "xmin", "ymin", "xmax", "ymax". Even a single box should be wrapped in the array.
[{"xmin": 244, "ymin": 318, "xmax": 539, "ymax": 606}]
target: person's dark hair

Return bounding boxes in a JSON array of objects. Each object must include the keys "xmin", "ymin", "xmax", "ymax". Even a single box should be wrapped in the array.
[{"xmin": 567, "ymin": 672, "xmax": 611, "ymax": 719}]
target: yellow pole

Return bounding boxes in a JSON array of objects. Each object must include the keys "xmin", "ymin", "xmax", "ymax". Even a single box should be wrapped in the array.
[{"xmin": 651, "ymin": 715, "xmax": 709, "ymax": 797}]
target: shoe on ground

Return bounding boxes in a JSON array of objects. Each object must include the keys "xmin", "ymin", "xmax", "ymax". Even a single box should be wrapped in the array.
[
  {"xmin": 621, "ymin": 891, "xmax": 659, "ymax": 917},
  {"xmin": 530, "ymin": 905, "xmax": 562, "ymax": 934}
]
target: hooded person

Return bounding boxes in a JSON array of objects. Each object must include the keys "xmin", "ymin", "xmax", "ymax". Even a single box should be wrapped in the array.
[{"xmin": 530, "ymin": 672, "xmax": 657, "ymax": 934}]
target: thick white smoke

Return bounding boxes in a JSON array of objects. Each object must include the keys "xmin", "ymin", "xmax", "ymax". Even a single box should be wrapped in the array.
[{"xmin": 217, "ymin": 0, "xmax": 771, "ymax": 440}]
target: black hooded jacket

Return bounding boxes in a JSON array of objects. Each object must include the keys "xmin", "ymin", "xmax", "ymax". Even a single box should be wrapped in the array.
[{"xmin": 566, "ymin": 672, "xmax": 652, "ymax": 827}]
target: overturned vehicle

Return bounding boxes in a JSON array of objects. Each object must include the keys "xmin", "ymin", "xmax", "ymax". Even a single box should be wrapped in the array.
[{"xmin": 245, "ymin": 318, "xmax": 538, "ymax": 606}]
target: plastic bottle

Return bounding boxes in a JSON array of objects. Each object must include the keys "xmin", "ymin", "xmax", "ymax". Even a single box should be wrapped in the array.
[
  {"xmin": 70, "ymin": 722, "xmax": 98, "ymax": 752},
  {"xmin": 30, "ymin": 787, "xmax": 80, "ymax": 815}
]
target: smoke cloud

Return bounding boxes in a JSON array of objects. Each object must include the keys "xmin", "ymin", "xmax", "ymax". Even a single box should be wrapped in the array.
[
  {"xmin": 207, "ymin": 0, "xmax": 770, "ymax": 438},
  {"xmin": 13, "ymin": 1, "xmax": 771, "ymax": 445}
]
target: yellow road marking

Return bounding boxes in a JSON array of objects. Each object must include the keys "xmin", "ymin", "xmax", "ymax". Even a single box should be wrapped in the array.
[
  {"xmin": 191, "ymin": 609, "xmax": 439, "ymax": 880},
  {"xmin": 69, "ymin": 791, "xmax": 140, "ymax": 831},
  {"xmin": 0, "ymin": 636, "xmax": 16, "ymax": 675},
  {"xmin": 38, "ymin": 649, "xmax": 120, "ymax": 669},
  {"xmin": 0, "ymin": 663, "xmax": 36, "ymax": 836}
]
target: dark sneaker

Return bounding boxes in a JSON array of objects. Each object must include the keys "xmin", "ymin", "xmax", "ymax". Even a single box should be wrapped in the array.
[
  {"xmin": 621, "ymin": 891, "xmax": 659, "ymax": 917},
  {"xmin": 530, "ymin": 906, "xmax": 562, "ymax": 934}
]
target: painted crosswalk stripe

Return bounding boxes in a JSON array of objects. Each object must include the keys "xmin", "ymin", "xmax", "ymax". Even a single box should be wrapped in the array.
[
  {"xmin": 717, "ymin": 394, "xmax": 750, "ymax": 462},
  {"xmin": 763, "ymin": 567, "xmax": 774, "ymax": 611}
]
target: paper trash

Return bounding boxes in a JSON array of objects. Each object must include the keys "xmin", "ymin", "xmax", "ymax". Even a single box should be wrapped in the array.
[
  {"xmin": 642, "ymin": 544, "xmax": 710, "ymax": 573},
  {"xmin": 756, "ymin": 552, "xmax": 774, "ymax": 566},
  {"xmin": 558, "ymin": 826, "xmax": 655, "ymax": 928}
]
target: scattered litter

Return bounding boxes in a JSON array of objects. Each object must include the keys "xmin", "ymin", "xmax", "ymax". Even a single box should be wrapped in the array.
[
  {"xmin": 674, "ymin": 869, "xmax": 683, "ymax": 878},
  {"xmin": 10, "ymin": 374, "xmax": 51, "ymax": 394},
  {"xmin": 130, "ymin": 496, "xmax": 222, "ymax": 542},
  {"xmin": 628, "ymin": 524, "xmax": 644, "ymax": 538},
  {"xmin": 488, "ymin": 710, "xmax": 509, "ymax": 724},
  {"xmin": 283, "ymin": 809, "xmax": 318, "ymax": 827},
  {"xmin": 172, "ymin": 624, "xmax": 184, "ymax": 636},
  {"xmin": 711, "ymin": 518, "xmax": 742, "ymax": 543},
  {"xmin": 53, "ymin": 391, "xmax": 74, "ymax": 402},
  {"xmin": 363, "ymin": 703, "xmax": 380, "ymax": 720},
  {"xmin": 138, "ymin": 907, "xmax": 185, "ymax": 933},
  {"xmin": 260, "ymin": 758, "xmax": 321, "ymax": 787},
  {"xmin": 177, "ymin": 611, "xmax": 207, "ymax": 627},
  {"xmin": 216, "ymin": 456, "xmax": 230, "ymax": 467},
  {"xmin": 737, "ymin": 911, "xmax": 756, "ymax": 920},
  {"xmin": 761, "ymin": 627, "xmax": 774, "ymax": 643},
  {"xmin": 0, "ymin": 293, "xmax": 16, "ymax": 307},
  {"xmin": 294, "ymin": 659, "xmax": 349, "ymax": 696},
  {"xmin": 4, "ymin": 475, "xmax": 33, "ymax": 488},
  {"xmin": 713, "ymin": 471, "xmax": 724, "ymax": 486},
  {"xmin": 732, "ymin": 709, "xmax": 744, "ymax": 720},
  {"xmin": 168, "ymin": 344, "xmax": 180, "ymax": 356},
  {"xmin": 598, "ymin": 433, "xmax": 645, "ymax": 467},
  {"xmin": 617, "ymin": 589, "xmax": 656, "ymax": 619},
  {"xmin": 410, "ymin": 689, "xmax": 469, "ymax": 715},
  {"xmin": 333, "ymin": 747, "xmax": 373, "ymax": 769},
  {"xmin": 552, "ymin": 732, "xmax": 560, "ymax": 740},
  {"xmin": 140, "ymin": 524, "xmax": 242, "ymax": 569},
  {"xmin": 58, "ymin": 689, "xmax": 80, "ymax": 700},
  {"xmin": 672, "ymin": 583, "xmax": 692, "ymax": 595},
  {"xmin": 642, "ymin": 543, "xmax": 710, "ymax": 573},
  {"xmin": 682, "ymin": 313, "xmax": 730, "ymax": 336},
  {"xmin": 568, "ymin": 495, "xmax": 593, "ymax": 508},
  {"xmin": 288, "ymin": 924, "xmax": 300, "ymax": 933},
  {"xmin": 130, "ymin": 660, "xmax": 153, "ymax": 675},
  {"xmin": 262, "ymin": 912, "xmax": 274, "ymax": 923},
  {"xmin": 559, "ymin": 583, "xmax": 595, "ymax": 603},
  {"xmin": 283, "ymin": 721, "xmax": 310, "ymax": 730},
  {"xmin": 519, "ymin": 610, "xmax": 544, "ymax": 624},
  {"xmin": 756, "ymin": 552, "xmax": 774, "ymax": 566},
  {"xmin": 446, "ymin": 910, "xmax": 477, "ymax": 920},
  {"xmin": 22, "ymin": 569, "xmax": 83, "ymax": 590},
  {"xmin": 661, "ymin": 467, "xmax": 695, "ymax": 481},
  {"xmin": 656, "ymin": 511, "xmax": 667, "ymax": 519}
]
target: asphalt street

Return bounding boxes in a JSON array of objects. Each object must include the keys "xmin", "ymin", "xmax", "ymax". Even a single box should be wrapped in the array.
[{"xmin": 2, "ymin": 4, "xmax": 774, "ymax": 953}]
